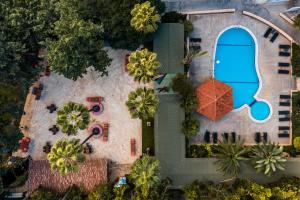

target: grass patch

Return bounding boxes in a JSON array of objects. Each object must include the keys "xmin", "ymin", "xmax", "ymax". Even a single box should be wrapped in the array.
[
  {"xmin": 292, "ymin": 92, "xmax": 300, "ymax": 139},
  {"xmin": 142, "ymin": 118, "xmax": 155, "ymax": 155}
]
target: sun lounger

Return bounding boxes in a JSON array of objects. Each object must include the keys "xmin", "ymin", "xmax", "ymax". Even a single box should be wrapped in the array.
[
  {"xmin": 278, "ymin": 133, "xmax": 289, "ymax": 138},
  {"xmin": 204, "ymin": 131, "xmax": 210, "ymax": 143},
  {"xmin": 103, "ymin": 123, "xmax": 109, "ymax": 142},
  {"xmin": 278, "ymin": 62, "xmax": 290, "ymax": 67},
  {"xmin": 263, "ymin": 132, "xmax": 268, "ymax": 143},
  {"xmin": 190, "ymin": 38, "xmax": 202, "ymax": 43},
  {"xmin": 86, "ymin": 96, "xmax": 104, "ymax": 103},
  {"xmin": 131, "ymin": 138, "xmax": 136, "ymax": 156},
  {"xmin": 255, "ymin": 132, "xmax": 261, "ymax": 143},
  {"xmin": 223, "ymin": 132, "xmax": 229, "ymax": 141},
  {"xmin": 270, "ymin": 32, "xmax": 279, "ymax": 42},
  {"xmin": 279, "ymin": 101, "xmax": 290, "ymax": 106},
  {"xmin": 278, "ymin": 69, "xmax": 289, "ymax": 74},
  {"xmin": 280, "ymin": 95, "xmax": 291, "ymax": 99},
  {"xmin": 279, "ymin": 126, "xmax": 290, "ymax": 131},
  {"xmin": 213, "ymin": 132, "xmax": 218, "ymax": 144},
  {"xmin": 279, "ymin": 117, "xmax": 290, "ymax": 122},
  {"xmin": 231, "ymin": 132, "xmax": 236, "ymax": 143},
  {"xmin": 264, "ymin": 28, "xmax": 272, "ymax": 38},
  {"xmin": 278, "ymin": 110, "xmax": 289, "ymax": 115},
  {"xmin": 279, "ymin": 51, "xmax": 290, "ymax": 56},
  {"xmin": 279, "ymin": 44, "xmax": 291, "ymax": 49}
]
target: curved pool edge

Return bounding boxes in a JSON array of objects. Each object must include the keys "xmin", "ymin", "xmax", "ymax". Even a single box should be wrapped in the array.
[{"xmin": 213, "ymin": 25, "xmax": 273, "ymax": 123}]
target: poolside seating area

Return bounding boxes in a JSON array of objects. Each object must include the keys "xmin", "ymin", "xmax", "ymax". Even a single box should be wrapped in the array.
[
  {"xmin": 255, "ymin": 132, "xmax": 268, "ymax": 143},
  {"xmin": 203, "ymin": 131, "xmax": 237, "ymax": 144},
  {"xmin": 263, "ymin": 27, "xmax": 279, "ymax": 43}
]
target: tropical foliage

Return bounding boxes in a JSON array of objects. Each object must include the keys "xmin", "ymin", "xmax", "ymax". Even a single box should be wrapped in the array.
[
  {"xmin": 130, "ymin": 1, "xmax": 161, "ymax": 33},
  {"xmin": 29, "ymin": 187, "xmax": 59, "ymax": 200},
  {"xmin": 251, "ymin": 142, "xmax": 286, "ymax": 176},
  {"xmin": 44, "ymin": 0, "xmax": 111, "ymax": 80},
  {"xmin": 294, "ymin": 14, "xmax": 300, "ymax": 30},
  {"xmin": 126, "ymin": 88, "xmax": 159, "ymax": 120},
  {"xmin": 127, "ymin": 49, "xmax": 160, "ymax": 83},
  {"xmin": 130, "ymin": 155, "xmax": 160, "ymax": 199},
  {"xmin": 292, "ymin": 43, "xmax": 300, "ymax": 77},
  {"xmin": 182, "ymin": 49, "xmax": 207, "ymax": 65},
  {"xmin": 215, "ymin": 138, "xmax": 248, "ymax": 176},
  {"xmin": 187, "ymin": 144, "xmax": 213, "ymax": 158},
  {"xmin": 182, "ymin": 115, "xmax": 200, "ymax": 139},
  {"xmin": 87, "ymin": 183, "xmax": 114, "ymax": 200},
  {"xmin": 47, "ymin": 139, "xmax": 85, "ymax": 175},
  {"xmin": 293, "ymin": 137, "xmax": 300, "ymax": 150},
  {"xmin": 57, "ymin": 102, "xmax": 90, "ymax": 135}
]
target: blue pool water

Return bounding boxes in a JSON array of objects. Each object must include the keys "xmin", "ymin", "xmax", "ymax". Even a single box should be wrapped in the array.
[{"xmin": 214, "ymin": 27, "xmax": 271, "ymax": 122}]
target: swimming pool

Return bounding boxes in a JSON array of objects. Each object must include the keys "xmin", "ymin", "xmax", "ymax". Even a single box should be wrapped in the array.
[{"xmin": 214, "ymin": 26, "xmax": 271, "ymax": 122}]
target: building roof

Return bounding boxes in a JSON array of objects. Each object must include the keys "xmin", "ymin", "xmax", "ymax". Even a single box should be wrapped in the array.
[
  {"xmin": 154, "ymin": 23, "xmax": 184, "ymax": 74},
  {"xmin": 196, "ymin": 79, "xmax": 233, "ymax": 121},
  {"xmin": 27, "ymin": 159, "xmax": 107, "ymax": 194}
]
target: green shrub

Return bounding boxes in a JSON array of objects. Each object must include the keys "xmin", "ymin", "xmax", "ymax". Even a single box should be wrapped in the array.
[
  {"xmin": 188, "ymin": 144, "xmax": 212, "ymax": 158},
  {"xmin": 62, "ymin": 185, "xmax": 86, "ymax": 200},
  {"xmin": 293, "ymin": 137, "xmax": 300, "ymax": 150},
  {"xmin": 184, "ymin": 20, "xmax": 193, "ymax": 35},
  {"xmin": 183, "ymin": 180, "xmax": 202, "ymax": 200},
  {"xmin": 292, "ymin": 43, "xmax": 300, "ymax": 77},
  {"xmin": 294, "ymin": 14, "xmax": 300, "ymax": 30},
  {"xmin": 292, "ymin": 92, "xmax": 300, "ymax": 139},
  {"xmin": 182, "ymin": 115, "xmax": 200, "ymax": 139},
  {"xmin": 283, "ymin": 145, "xmax": 297, "ymax": 157},
  {"xmin": 88, "ymin": 183, "xmax": 114, "ymax": 200},
  {"xmin": 29, "ymin": 187, "xmax": 59, "ymax": 200}
]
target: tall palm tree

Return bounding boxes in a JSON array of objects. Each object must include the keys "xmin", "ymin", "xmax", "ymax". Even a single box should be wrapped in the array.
[
  {"xmin": 130, "ymin": 155, "xmax": 160, "ymax": 199},
  {"xmin": 251, "ymin": 142, "xmax": 286, "ymax": 176},
  {"xmin": 130, "ymin": 1, "xmax": 161, "ymax": 33},
  {"xmin": 126, "ymin": 87, "xmax": 159, "ymax": 120},
  {"xmin": 56, "ymin": 102, "xmax": 90, "ymax": 135},
  {"xmin": 47, "ymin": 139, "xmax": 85, "ymax": 175},
  {"xmin": 127, "ymin": 49, "xmax": 160, "ymax": 84},
  {"xmin": 215, "ymin": 138, "xmax": 248, "ymax": 176}
]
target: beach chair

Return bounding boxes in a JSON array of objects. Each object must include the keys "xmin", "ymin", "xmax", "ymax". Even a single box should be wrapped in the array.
[
  {"xmin": 280, "ymin": 95, "xmax": 291, "ymax": 99},
  {"xmin": 231, "ymin": 132, "xmax": 236, "ymax": 143},
  {"xmin": 278, "ymin": 133, "xmax": 289, "ymax": 138},
  {"xmin": 223, "ymin": 132, "xmax": 229, "ymax": 142},
  {"xmin": 131, "ymin": 138, "xmax": 136, "ymax": 156},
  {"xmin": 278, "ymin": 110, "xmax": 290, "ymax": 115},
  {"xmin": 278, "ymin": 126, "xmax": 290, "ymax": 131},
  {"xmin": 213, "ymin": 132, "xmax": 218, "ymax": 144},
  {"xmin": 270, "ymin": 32, "xmax": 279, "ymax": 43},
  {"xmin": 204, "ymin": 131, "xmax": 210, "ymax": 143},
  {"xmin": 279, "ymin": 51, "xmax": 290, "ymax": 57},
  {"xmin": 279, "ymin": 102, "xmax": 290, "ymax": 106},
  {"xmin": 263, "ymin": 132, "xmax": 268, "ymax": 143},
  {"xmin": 278, "ymin": 62, "xmax": 290, "ymax": 67},
  {"xmin": 278, "ymin": 69, "xmax": 289, "ymax": 74},
  {"xmin": 86, "ymin": 96, "xmax": 104, "ymax": 103},
  {"xmin": 103, "ymin": 123, "xmax": 109, "ymax": 142},
  {"xmin": 279, "ymin": 44, "xmax": 291, "ymax": 49},
  {"xmin": 255, "ymin": 132, "xmax": 261, "ymax": 143},
  {"xmin": 264, "ymin": 28, "xmax": 272, "ymax": 38},
  {"xmin": 279, "ymin": 117, "xmax": 290, "ymax": 122}
]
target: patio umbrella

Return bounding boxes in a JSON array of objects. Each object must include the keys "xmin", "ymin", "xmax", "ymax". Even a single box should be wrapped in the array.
[{"xmin": 196, "ymin": 78, "xmax": 233, "ymax": 121}]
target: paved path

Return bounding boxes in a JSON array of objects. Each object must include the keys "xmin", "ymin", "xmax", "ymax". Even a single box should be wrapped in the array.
[{"xmin": 163, "ymin": 0, "xmax": 300, "ymax": 43}]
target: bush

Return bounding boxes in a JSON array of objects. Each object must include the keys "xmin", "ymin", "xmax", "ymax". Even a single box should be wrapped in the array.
[
  {"xmin": 184, "ymin": 20, "xmax": 193, "ymax": 35},
  {"xmin": 62, "ymin": 185, "xmax": 86, "ymax": 200},
  {"xmin": 294, "ymin": 14, "xmax": 300, "ymax": 30},
  {"xmin": 293, "ymin": 137, "xmax": 300, "ymax": 150},
  {"xmin": 188, "ymin": 144, "xmax": 212, "ymax": 158},
  {"xmin": 182, "ymin": 114, "xmax": 200, "ymax": 139},
  {"xmin": 29, "ymin": 187, "xmax": 59, "ymax": 200},
  {"xmin": 88, "ymin": 183, "xmax": 114, "ymax": 200},
  {"xmin": 292, "ymin": 43, "xmax": 300, "ymax": 77},
  {"xmin": 292, "ymin": 92, "xmax": 300, "ymax": 139},
  {"xmin": 283, "ymin": 145, "xmax": 297, "ymax": 157}
]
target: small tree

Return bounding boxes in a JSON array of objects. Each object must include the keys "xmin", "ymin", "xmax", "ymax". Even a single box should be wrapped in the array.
[
  {"xmin": 251, "ymin": 142, "xmax": 286, "ymax": 176},
  {"xmin": 56, "ymin": 102, "xmax": 90, "ymax": 135},
  {"xmin": 130, "ymin": 155, "xmax": 160, "ymax": 199},
  {"xmin": 127, "ymin": 49, "xmax": 160, "ymax": 83},
  {"xmin": 47, "ymin": 139, "xmax": 85, "ymax": 175},
  {"xmin": 182, "ymin": 115, "xmax": 199, "ymax": 139},
  {"xmin": 215, "ymin": 138, "xmax": 248, "ymax": 176},
  {"xmin": 130, "ymin": 1, "xmax": 161, "ymax": 33},
  {"xmin": 293, "ymin": 137, "xmax": 300, "ymax": 150},
  {"xmin": 126, "ymin": 87, "xmax": 159, "ymax": 120}
]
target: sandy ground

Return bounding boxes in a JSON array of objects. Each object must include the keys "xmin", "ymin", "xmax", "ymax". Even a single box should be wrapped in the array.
[{"xmin": 28, "ymin": 48, "xmax": 150, "ymax": 164}]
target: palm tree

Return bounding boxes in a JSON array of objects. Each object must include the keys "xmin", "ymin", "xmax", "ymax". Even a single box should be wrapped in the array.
[
  {"xmin": 127, "ymin": 49, "xmax": 160, "ymax": 84},
  {"xmin": 126, "ymin": 87, "xmax": 159, "ymax": 120},
  {"xmin": 251, "ymin": 142, "xmax": 286, "ymax": 176},
  {"xmin": 182, "ymin": 48, "xmax": 207, "ymax": 65},
  {"xmin": 56, "ymin": 102, "xmax": 90, "ymax": 135},
  {"xmin": 130, "ymin": 155, "xmax": 160, "ymax": 199},
  {"xmin": 47, "ymin": 139, "xmax": 85, "ymax": 175},
  {"xmin": 214, "ymin": 138, "xmax": 248, "ymax": 176},
  {"xmin": 130, "ymin": 1, "xmax": 161, "ymax": 33}
]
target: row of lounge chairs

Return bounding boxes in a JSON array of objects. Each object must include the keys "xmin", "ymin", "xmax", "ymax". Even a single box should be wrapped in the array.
[
  {"xmin": 279, "ymin": 94, "xmax": 291, "ymax": 107},
  {"xmin": 279, "ymin": 44, "xmax": 291, "ymax": 57},
  {"xmin": 255, "ymin": 132, "xmax": 268, "ymax": 143},
  {"xmin": 204, "ymin": 131, "xmax": 236, "ymax": 144},
  {"xmin": 278, "ymin": 45, "xmax": 291, "ymax": 74},
  {"xmin": 264, "ymin": 27, "xmax": 279, "ymax": 43},
  {"xmin": 278, "ymin": 126, "xmax": 290, "ymax": 138},
  {"xmin": 278, "ymin": 94, "xmax": 291, "ymax": 138},
  {"xmin": 278, "ymin": 110, "xmax": 290, "ymax": 122}
]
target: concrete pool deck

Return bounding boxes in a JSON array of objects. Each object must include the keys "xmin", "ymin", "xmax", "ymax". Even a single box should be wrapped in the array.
[{"xmin": 189, "ymin": 12, "xmax": 296, "ymax": 145}]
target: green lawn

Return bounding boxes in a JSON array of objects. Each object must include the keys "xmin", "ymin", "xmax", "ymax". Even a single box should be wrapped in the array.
[{"xmin": 142, "ymin": 118, "xmax": 155, "ymax": 155}]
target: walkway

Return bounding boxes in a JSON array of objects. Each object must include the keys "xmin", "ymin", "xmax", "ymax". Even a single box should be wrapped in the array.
[{"xmin": 163, "ymin": 0, "xmax": 300, "ymax": 44}]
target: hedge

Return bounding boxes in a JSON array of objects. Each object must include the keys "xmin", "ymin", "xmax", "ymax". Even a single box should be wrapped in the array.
[{"xmin": 292, "ymin": 43, "xmax": 300, "ymax": 76}]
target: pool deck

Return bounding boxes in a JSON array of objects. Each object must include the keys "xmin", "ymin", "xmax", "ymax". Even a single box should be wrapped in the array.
[{"xmin": 189, "ymin": 12, "xmax": 296, "ymax": 145}]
